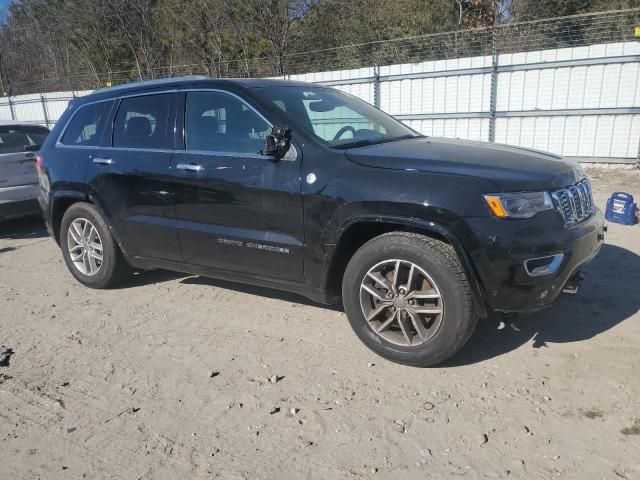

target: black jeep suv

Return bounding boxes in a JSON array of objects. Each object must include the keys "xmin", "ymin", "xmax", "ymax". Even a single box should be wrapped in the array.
[{"xmin": 37, "ymin": 77, "xmax": 605, "ymax": 366}]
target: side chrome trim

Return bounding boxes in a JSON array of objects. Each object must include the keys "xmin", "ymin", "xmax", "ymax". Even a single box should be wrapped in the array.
[{"xmin": 178, "ymin": 149, "xmax": 272, "ymax": 160}]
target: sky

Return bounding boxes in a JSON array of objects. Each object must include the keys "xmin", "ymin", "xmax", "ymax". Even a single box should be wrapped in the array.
[{"xmin": 0, "ymin": 0, "xmax": 11, "ymax": 22}]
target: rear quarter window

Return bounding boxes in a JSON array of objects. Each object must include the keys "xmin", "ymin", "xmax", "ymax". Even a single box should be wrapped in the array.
[{"xmin": 60, "ymin": 101, "xmax": 113, "ymax": 146}]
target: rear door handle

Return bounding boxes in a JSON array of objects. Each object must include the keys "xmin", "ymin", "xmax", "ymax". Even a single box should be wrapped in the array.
[
  {"xmin": 176, "ymin": 163, "xmax": 203, "ymax": 172},
  {"xmin": 93, "ymin": 157, "xmax": 114, "ymax": 165}
]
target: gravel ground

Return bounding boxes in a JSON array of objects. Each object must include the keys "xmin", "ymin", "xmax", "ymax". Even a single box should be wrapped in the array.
[{"xmin": 1, "ymin": 169, "xmax": 639, "ymax": 480}]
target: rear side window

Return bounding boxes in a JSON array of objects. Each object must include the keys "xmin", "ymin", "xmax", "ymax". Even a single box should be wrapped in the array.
[
  {"xmin": 114, "ymin": 94, "xmax": 172, "ymax": 149},
  {"xmin": 0, "ymin": 125, "xmax": 49, "ymax": 154},
  {"xmin": 61, "ymin": 101, "xmax": 112, "ymax": 146}
]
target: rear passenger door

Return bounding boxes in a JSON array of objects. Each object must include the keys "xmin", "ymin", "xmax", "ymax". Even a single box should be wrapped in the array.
[{"xmin": 85, "ymin": 92, "xmax": 183, "ymax": 262}]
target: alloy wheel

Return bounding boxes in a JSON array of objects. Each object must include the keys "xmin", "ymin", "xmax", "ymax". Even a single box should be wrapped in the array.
[
  {"xmin": 67, "ymin": 218, "xmax": 103, "ymax": 276},
  {"xmin": 359, "ymin": 259, "xmax": 444, "ymax": 346}
]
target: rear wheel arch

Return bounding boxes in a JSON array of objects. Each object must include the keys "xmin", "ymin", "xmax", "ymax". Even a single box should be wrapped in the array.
[
  {"xmin": 51, "ymin": 194, "xmax": 87, "ymax": 244},
  {"xmin": 323, "ymin": 216, "xmax": 488, "ymax": 317},
  {"xmin": 51, "ymin": 193, "xmax": 117, "ymax": 248}
]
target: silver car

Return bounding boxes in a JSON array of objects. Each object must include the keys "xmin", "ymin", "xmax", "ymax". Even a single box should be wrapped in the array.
[{"xmin": 0, "ymin": 121, "xmax": 49, "ymax": 221}]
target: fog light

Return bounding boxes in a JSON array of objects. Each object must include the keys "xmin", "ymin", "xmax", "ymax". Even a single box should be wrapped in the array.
[{"xmin": 524, "ymin": 254, "xmax": 564, "ymax": 277}]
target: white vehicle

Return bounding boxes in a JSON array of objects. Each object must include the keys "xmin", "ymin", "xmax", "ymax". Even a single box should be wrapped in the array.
[{"xmin": 0, "ymin": 121, "xmax": 49, "ymax": 220}]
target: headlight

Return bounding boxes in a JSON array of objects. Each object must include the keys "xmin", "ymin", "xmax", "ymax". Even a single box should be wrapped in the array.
[{"xmin": 483, "ymin": 192, "xmax": 554, "ymax": 218}]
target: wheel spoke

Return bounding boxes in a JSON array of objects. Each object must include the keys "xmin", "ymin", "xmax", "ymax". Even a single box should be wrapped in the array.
[
  {"xmin": 367, "ymin": 271, "xmax": 394, "ymax": 293},
  {"xmin": 406, "ymin": 289, "xmax": 440, "ymax": 300},
  {"xmin": 407, "ymin": 310, "xmax": 428, "ymax": 342},
  {"xmin": 81, "ymin": 220, "xmax": 90, "ymax": 240},
  {"xmin": 365, "ymin": 302, "xmax": 392, "ymax": 322},
  {"xmin": 361, "ymin": 284, "xmax": 386, "ymax": 302},
  {"xmin": 406, "ymin": 264, "xmax": 415, "ymax": 290},
  {"xmin": 89, "ymin": 253, "xmax": 100, "ymax": 273},
  {"xmin": 410, "ymin": 307, "xmax": 442, "ymax": 315},
  {"xmin": 397, "ymin": 313, "xmax": 414, "ymax": 345},
  {"xmin": 89, "ymin": 242, "xmax": 103, "ymax": 252},
  {"xmin": 68, "ymin": 226, "xmax": 82, "ymax": 244},
  {"xmin": 392, "ymin": 260, "xmax": 400, "ymax": 290},
  {"xmin": 82, "ymin": 251, "xmax": 91, "ymax": 273},
  {"xmin": 72, "ymin": 221, "xmax": 84, "ymax": 240},
  {"xmin": 376, "ymin": 310, "xmax": 399, "ymax": 333},
  {"xmin": 87, "ymin": 249, "xmax": 103, "ymax": 261}
]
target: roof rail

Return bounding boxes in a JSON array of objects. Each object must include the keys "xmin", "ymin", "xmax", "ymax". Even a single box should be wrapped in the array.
[{"xmin": 93, "ymin": 75, "xmax": 210, "ymax": 94}]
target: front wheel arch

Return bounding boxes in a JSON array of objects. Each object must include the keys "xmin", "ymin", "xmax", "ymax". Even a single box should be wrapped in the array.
[{"xmin": 323, "ymin": 216, "xmax": 488, "ymax": 318}]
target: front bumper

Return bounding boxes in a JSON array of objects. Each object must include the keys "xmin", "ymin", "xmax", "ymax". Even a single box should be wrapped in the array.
[{"xmin": 465, "ymin": 208, "xmax": 605, "ymax": 312}]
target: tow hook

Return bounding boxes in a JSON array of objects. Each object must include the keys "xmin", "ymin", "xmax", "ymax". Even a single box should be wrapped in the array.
[{"xmin": 562, "ymin": 270, "xmax": 584, "ymax": 295}]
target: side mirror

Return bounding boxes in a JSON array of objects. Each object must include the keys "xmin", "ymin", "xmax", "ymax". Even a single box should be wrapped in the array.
[
  {"xmin": 24, "ymin": 144, "xmax": 42, "ymax": 152},
  {"xmin": 262, "ymin": 125, "xmax": 291, "ymax": 160}
]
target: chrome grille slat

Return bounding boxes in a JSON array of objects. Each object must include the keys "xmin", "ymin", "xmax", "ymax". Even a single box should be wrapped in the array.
[{"xmin": 552, "ymin": 178, "xmax": 595, "ymax": 226}]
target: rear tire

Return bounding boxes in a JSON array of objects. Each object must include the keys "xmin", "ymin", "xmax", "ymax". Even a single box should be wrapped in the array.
[
  {"xmin": 342, "ymin": 232, "xmax": 476, "ymax": 367},
  {"xmin": 60, "ymin": 202, "xmax": 131, "ymax": 288}
]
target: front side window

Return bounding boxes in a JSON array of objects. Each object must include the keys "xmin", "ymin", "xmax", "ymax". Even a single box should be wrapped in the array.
[
  {"xmin": 60, "ymin": 101, "xmax": 112, "ymax": 146},
  {"xmin": 113, "ymin": 94, "xmax": 172, "ymax": 149},
  {"xmin": 258, "ymin": 86, "xmax": 421, "ymax": 148},
  {"xmin": 185, "ymin": 91, "xmax": 270, "ymax": 154},
  {"xmin": 0, "ymin": 125, "xmax": 49, "ymax": 154}
]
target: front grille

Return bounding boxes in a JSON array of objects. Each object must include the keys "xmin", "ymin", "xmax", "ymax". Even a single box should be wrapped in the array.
[{"xmin": 551, "ymin": 178, "xmax": 595, "ymax": 226}]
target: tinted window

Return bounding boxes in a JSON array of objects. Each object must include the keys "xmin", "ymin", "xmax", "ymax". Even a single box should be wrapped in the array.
[
  {"xmin": 60, "ymin": 101, "xmax": 112, "ymax": 146},
  {"xmin": 114, "ymin": 94, "xmax": 172, "ymax": 149},
  {"xmin": 0, "ymin": 125, "xmax": 49, "ymax": 154},
  {"xmin": 185, "ymin": 91, "xmax": 270, "ymax": 154}
]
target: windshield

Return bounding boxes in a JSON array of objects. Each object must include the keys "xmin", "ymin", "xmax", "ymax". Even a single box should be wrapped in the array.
[{"xmin": 255, "ymin": 86, "xmax": 421, "ymax": 148}]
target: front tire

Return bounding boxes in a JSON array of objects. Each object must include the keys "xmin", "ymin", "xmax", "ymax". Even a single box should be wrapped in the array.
[
  {"xmin": 60, "ymin": 202, "xmax": 131, "ymax": 288},
  {"xmin": 342, "ymin": 232, "xmax": 476, "ymax": 367}
]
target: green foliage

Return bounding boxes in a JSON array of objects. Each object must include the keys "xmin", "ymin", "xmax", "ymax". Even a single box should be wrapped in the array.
[{"xmin": 0, "ymin": 0, "xmax": 637, "ymax": 94}]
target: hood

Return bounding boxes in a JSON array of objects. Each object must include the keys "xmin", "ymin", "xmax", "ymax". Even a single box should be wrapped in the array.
[{"xmin": 345, "ymin": 136, "xmax": 583, "ymax": 191}]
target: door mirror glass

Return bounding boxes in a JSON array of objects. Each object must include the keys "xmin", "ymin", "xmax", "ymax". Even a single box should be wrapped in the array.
[{"xmin": 262, "ymin": 125, "xmax": 291, "ymax": 159}]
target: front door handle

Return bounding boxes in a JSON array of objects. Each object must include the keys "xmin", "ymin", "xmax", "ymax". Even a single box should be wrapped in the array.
[
  {"xmin": 93, "ymin": 157, "xmax": 114, "ymax": 165},
  {"xmin": 176, "ymin": 163, "xmax": 204, "ymax": 172}
]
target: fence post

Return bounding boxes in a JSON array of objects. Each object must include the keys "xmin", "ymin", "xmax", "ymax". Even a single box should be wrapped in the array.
[
  {"xmin": 373, "ymin": 64, "xmax": 381, "ymax": 109},
  {"xmin": 8, "ymin": 95, "xmax": 16, "ymax": 121},
  {"xmin": 40, "ymin": 94, "xmax": 50, "ymax": 128},
  {"xmin": 488, "ymin": 26, "xmax": 498, "ymax": 143}
]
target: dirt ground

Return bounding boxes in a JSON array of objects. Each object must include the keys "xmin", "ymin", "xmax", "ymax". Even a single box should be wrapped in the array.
[{"xmin": 1, "ymin": 169, "xmax": 639, "ymax": 480}]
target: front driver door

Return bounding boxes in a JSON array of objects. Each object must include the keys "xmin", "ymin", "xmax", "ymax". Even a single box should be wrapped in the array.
[{"xmin": 174, "ymin": 89, "xmax": 304, "ymax": 282}]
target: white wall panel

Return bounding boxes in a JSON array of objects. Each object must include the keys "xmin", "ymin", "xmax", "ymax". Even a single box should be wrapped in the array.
[
  {"xmin": 496, "ymin": 114, "xmax": 640, "ymax": 158},
  {"xmin": 0, "ymin": 43, "xmax": 638, "ymax": 160},
  {"xmin": 404, "ymin": 118, "xmax": 489, "ymax": 142}
]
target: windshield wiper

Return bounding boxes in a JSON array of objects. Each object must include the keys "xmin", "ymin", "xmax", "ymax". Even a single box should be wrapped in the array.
[{"xmin": 331, "ymin": 134, "xmax": 421, "ymax": 150}]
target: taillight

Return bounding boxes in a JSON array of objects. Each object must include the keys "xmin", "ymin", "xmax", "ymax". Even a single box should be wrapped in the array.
[{"xmin": 35, "ymin": 155, "xmax": 44, "ymax": 171}]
